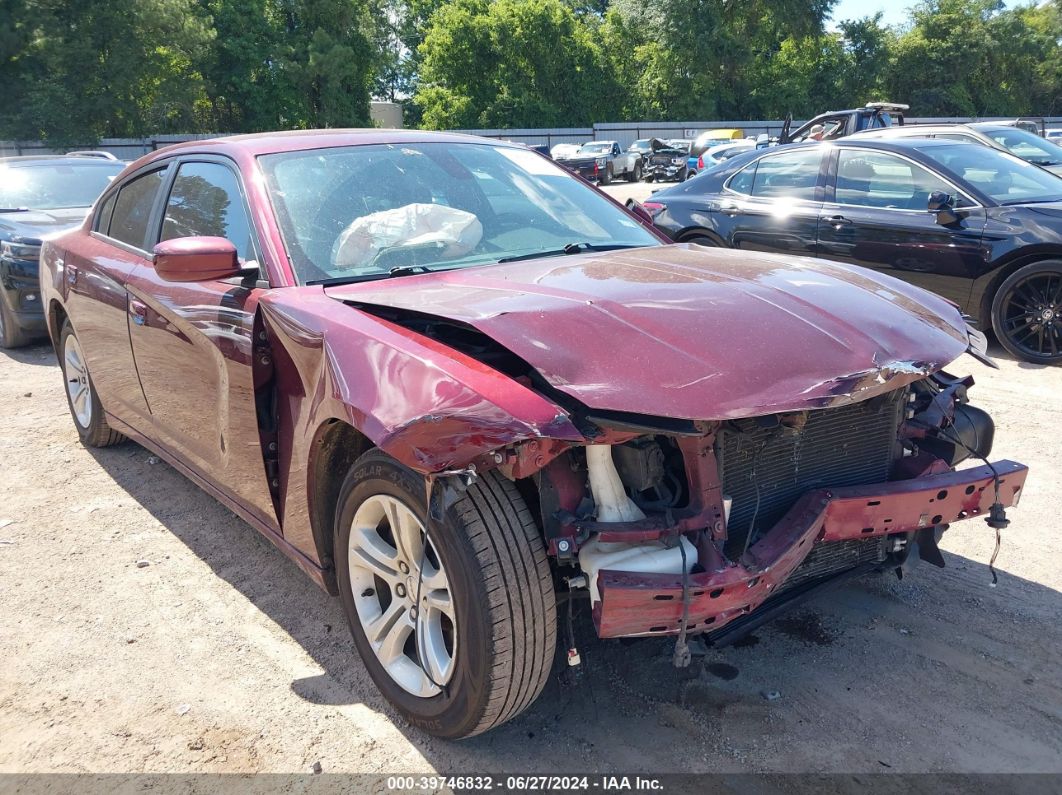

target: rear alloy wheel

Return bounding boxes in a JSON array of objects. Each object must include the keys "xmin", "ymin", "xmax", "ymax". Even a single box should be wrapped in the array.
[
  {"xmin": 629, "ymin": 162, "xmax": 642, "ymax": 182},
  {"xmin": 0, "ymin": 296, "xmax": 30, "ymax": 349},
  {"xmin": 334, "ymin": 450, "xmax": 556, "ymax": 738},
  {"xmin": 991, "ymin": 260, "xmax": 1062, "ymax": 365},
  {"xmin": 59, "ymin": 321, "xmax": 125, "ymax": 446}
]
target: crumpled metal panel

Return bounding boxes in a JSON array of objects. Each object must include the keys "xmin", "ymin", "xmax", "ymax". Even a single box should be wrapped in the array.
[{"xmin": 325, "ymin": 244, "xmax": 972, "ymax": 420}]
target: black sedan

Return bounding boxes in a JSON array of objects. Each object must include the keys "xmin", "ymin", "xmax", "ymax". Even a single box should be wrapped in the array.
[
  {"xmin": 0, "ymin": 154, "xmax": 124, "ymax": 348},
  {"xmin": 642, "ymin": 139, "xmax": 1062, "ymax": 364}
]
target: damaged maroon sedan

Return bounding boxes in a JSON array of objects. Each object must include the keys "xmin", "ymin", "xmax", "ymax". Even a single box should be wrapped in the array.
[{"xmin": 39, "ymin": 130, "xmax": 1027, "ymax": 738}]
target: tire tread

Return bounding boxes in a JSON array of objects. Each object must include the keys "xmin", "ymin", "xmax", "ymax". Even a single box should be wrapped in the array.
[{"xmin": 454, "ymin": 471, "xmax": 556, "ymax": 736}]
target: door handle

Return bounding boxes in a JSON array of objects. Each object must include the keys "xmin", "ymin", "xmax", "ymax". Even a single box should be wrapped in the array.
[
  {"xmin": 825, "ymin": 214, "xmax": 852, "ymax": 226},
  {"xmin": 719, "ymin": 203, "xmax": 742, "ymax": 216},
  {"xmin": 129, "ymin": 298, "xmax": 148, "ymax": 326}
]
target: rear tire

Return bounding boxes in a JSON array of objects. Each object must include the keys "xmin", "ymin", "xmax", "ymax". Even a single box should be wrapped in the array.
[
  {"xmin": 59, "ymin": 321, "xmax": 125, "ymax": 447},
  {"xmin": 334, "ymin": 450, "xmax": 556, "ymax": 738},
  {"xmin": 686, "ymin": 235, "xmax": 719, "ymax": 247},
  {"xmin": 0, "ymin": 296, "xmax": 30, "ymax": 349},
  {"xmin": 990, "ymin": 260, "xmax": 1062, "ymax": 365}
]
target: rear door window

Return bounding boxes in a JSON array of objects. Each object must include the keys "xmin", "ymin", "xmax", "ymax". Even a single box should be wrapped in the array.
[
  {"xmin": 108, "ymin": 170, "xmax": 166, "ymax": 249},
  {"xmin": 728, "ymin": 149, "xmax": 823, "ymax": 201}
]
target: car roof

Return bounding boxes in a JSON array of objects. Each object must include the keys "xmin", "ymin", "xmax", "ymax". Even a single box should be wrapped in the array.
[
  {"xmin": 0, "ymin": 155, "xmax": 125, "ymax": 167},
  {"xmin": 851, "ymin": 124, "xmax": 977, "ymax": 136},
  {"xmin": 137, "ymin": 129, "xmax": 522, "ymax": 163},
  {"xmin": 776, "ymin": 138, "xmax": 972, "ymax": 154}
]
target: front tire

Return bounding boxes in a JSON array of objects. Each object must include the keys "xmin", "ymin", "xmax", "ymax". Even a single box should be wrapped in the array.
[
  {"xmin": 628, "ymin": 162, "xmax": 642, "ymax": 182},
  {"xmin": 599, "ymin": 165, "xmax": 612, "ymax": 186},
  {"xmin": 334, "ymin": 450, "xmax": 556, "ymax": 738},
  {"xmin": 59, "ymin": 321, "xmax": 125, "ymax": 446},
  {"xmin": 990, "ymin": 260, "xmax": 1062, "ymax": 365}
]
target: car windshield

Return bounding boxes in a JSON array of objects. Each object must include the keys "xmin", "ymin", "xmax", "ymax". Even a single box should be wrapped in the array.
[
  {"xmin": 579, "ymin": 143, "xmax": 611, "ymax": 154},
  {"xmin": 259, "ymin": 142, "xmax": 659, "ymax": 284},
  {"xmin": 982, "ymin": 127, "xmax": 1062, "ymax": 167},
  {"xmin": 0, "ymin": 161, "xmax": 123, "ymax": 210},
  {"xmin": 631, "ymin": 139, "xmax": 653, "ymax": 151},
  {"xmin": 918, "ymin": 142, "xmax": 1062, "ymax": 205}
]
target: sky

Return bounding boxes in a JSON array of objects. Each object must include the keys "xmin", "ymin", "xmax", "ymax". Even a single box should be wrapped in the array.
[
  {"xmin": 831, "ymin": 0, "xmax": 1024, "ymax": 28},
  {"xmin": 831, "ymin": 0, "xmax": 915, "ymax": 27}
]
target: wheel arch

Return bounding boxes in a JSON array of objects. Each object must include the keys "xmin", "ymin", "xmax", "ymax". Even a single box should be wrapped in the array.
[
  {"xmin": 976, "ymin": 247, "xmax": 1062, "ymax": 328},
  {"xmin": 47, "ymin": 299, "xmax": 69, "ymax": 353},
  {"xmin": 676, "ymin": 227, "xmax": 726, "ymax": 247},
  {"xmin": 307, "ymin": 418, "xmax": 374, "ymax": 582}
]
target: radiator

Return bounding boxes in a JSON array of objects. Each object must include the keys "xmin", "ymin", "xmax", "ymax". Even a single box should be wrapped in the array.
[{"xmin": 717, "ymin": 389, "xmax": 906, "ymax": 557}]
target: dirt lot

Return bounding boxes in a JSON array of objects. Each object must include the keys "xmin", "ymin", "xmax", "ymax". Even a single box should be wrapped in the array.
[{"xmin": 2, "ymin": 211, "xmax": 1061, "ymax": 775}]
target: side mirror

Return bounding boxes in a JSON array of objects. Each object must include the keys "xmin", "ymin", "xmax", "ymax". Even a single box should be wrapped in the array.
[
  {"xmin": 927, "ymin": 191, "xmax": 961, "ymax": 225},
  {"xmin": 153, "ymin": 236, "xmax": 241, "ymax": 282}
]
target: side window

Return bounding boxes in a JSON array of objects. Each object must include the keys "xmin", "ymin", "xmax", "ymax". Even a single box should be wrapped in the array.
[
  {"xmin": 109, "ymin": 170, "xmax": 165, "ymax": 249},
  {"xmin": 95, "ymin": 192, "xmax": 117, "ymax": 234},
  {"xmin": 728, "ymin": 161, "xmax": 757, "ymax": 194},
  {"xmin": 748, "ymin": 149, "xmax": 822, "ymax": 200},
  {"xmin": 835, "ymin": 150, "xmax": 963, "ymax": 209},
  {"xmin": 160, "ymin": 162, "xmax": 255, "ymax": 262}
]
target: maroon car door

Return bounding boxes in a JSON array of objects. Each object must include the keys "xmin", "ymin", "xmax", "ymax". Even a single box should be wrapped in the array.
[
  {"xmin": 123, "ymin": 158, "xmax": 279, "ymax": 532},
  {"xmin": 61, "ymin": 167, "xmax": 166, "ymax": 427}
]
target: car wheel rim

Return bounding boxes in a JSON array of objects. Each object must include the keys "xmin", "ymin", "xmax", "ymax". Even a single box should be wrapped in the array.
[
  {"xmin": 63, "ymin": 334, "xmax": 92, "ymax": 428},
  {"xmin": 347, "ymin": 493, "xmax": 456, "ymax": 697},
  {"xmin": 1001, "ymin": 272, "xmax": 1062, "ymax": 358}
]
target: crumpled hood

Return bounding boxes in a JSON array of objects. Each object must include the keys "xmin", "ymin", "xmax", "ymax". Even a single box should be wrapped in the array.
[
  {"xmin": 325, "ymin": 245, "xmax": 972, "ymax": 420},
  {"xmin": 0, "ymin": 207, "xmax": 89, "ymax": 242}
]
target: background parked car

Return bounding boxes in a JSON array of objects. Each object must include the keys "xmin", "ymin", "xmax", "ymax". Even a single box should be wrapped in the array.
[
  {"xmin": 0, "ymin": 154, "xmax": 124, "ymax": 348},
  {"xmin": 852, "ymin": 122, "xmax": 1062, "ymax": 175},
  {"xmin": 777, "ymin": 101, "xmax": 908, "ymax": 144},
  {"xmin": 549, "ymin": 143, "xmax": 583, "ymax": 160},
  {"xmin": 642, "ymin": 139, "xmax": 690, "ymax": 182},
  {"xmin": 643, "ymin": 138, "xmax": 1062, "ymax": 364},
  {"xmin": 554, "ymin": 140, "xmax": 641, "ymax": 183},
  {"xmin": 686, "ymin": 140, "xmax": 756, "ymax": 180}
]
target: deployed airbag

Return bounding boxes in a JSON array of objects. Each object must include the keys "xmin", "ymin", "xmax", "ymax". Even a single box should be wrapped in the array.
[{"xmin": 332, "ymin": 203, "xmax": 483, "ymax": 271}]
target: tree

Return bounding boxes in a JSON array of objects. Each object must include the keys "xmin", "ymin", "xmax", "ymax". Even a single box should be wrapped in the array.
[
  {"xmin": 1, "ymin": 0, "xmax": 214, "ymax": 143},
  {"xmin": 415, "ymin": 0, "xmax": 620, "ymax": 129},
  {"xmin": 885, "ymin": 0, "xmax": 1053, "ymax": 116}
]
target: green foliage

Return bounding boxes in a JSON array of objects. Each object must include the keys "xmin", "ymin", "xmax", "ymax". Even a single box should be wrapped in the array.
[
  {"xmin": 1, "ymin": 0, "xmax": 1061, "ymax": 142},
  {"xmin": 415, "ymin": 0, "xmax": 619, "ymax": 128}
]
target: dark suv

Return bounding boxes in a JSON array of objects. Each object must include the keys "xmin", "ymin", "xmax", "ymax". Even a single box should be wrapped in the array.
[{"xmin": 0, "ymin": 154, "xmax": 124, "ymax": 347}]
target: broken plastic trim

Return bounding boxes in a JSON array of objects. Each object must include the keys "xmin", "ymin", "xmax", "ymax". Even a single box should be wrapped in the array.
[{"xmin": 965, "ymin": 324, "xmax": 998, "ymax": 369}]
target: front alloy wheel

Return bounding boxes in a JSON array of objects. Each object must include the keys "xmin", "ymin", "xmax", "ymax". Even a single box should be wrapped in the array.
[
  {"xmin": 335, "ymin": 450, "xmax": 556, "ymax": 738},
  {"xmin": 347, "ymin": 493, "xmax": 456, "ymax": 697},
  {"xmin": 991, "ymin": 261, "xmax": 1062, "ymax": 364}
]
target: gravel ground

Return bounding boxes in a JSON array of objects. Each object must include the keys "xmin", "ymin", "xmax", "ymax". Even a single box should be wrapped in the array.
[{"xmin": 1, "ymin": 221, "xmax": 1061, "ymax": 776}]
